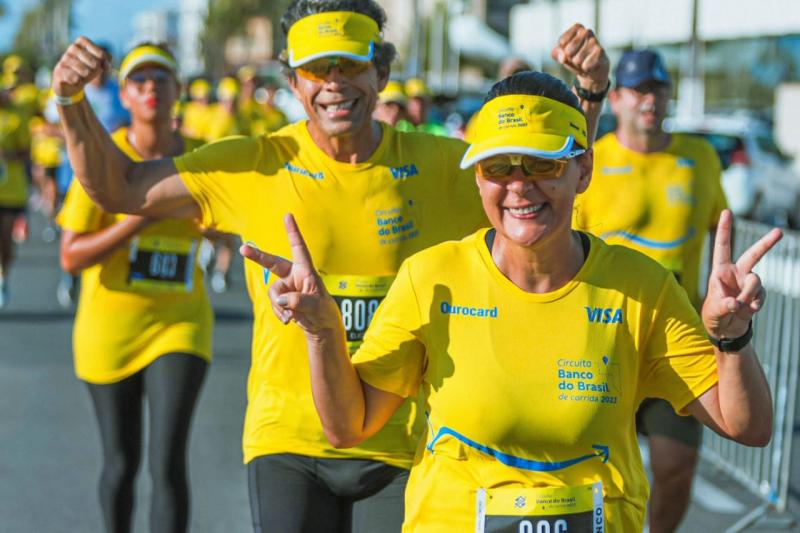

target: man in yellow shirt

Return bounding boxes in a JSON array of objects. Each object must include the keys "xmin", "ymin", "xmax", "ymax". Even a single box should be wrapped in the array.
[
  {"xmin": 51, "ymin": 0, "xmax": 609, "ymax": 529},
  {"xmin": 574, "ymin": 49, "xmax": 727, "ymax": 533}
]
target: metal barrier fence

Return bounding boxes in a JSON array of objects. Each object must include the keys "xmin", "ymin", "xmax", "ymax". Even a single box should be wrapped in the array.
[{"xmin": 700, "ymin": 218, "xmax": 800, "ymax": 532}]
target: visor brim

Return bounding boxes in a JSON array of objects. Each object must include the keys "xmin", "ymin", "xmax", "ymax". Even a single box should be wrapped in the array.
[{"xmin": 460, "ymin": 135, "xmax": 579, "ymax": 169}]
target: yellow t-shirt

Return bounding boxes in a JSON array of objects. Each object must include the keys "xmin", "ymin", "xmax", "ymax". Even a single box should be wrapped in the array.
[
  {"xmin": 237, "ymin": 98, "xmax": 288, "ymax": 137},
  {"xmin": 202, "ymin": 103, "xmax": 241, "ymax": 142},
  {"xmin": 353, "ymin": 230, "xmax": 718, "ymax": 532},
  {"xmin": 574, "ymin": 133, "xmax": 727, "ymax": 308},
  {"xmin": 181, "ymin": 101, "xmax": 211, "ymax": 140},
  {"xmin": 57, "ymin": 128, "xmax": 212, "ymax": 384},
  {"xmin": 175, "ymin": 120, "xmax": 487, "ymax": 466},
  {"xmin": 0, "ymin": 107, "xmax": 29, "ymax": 208}
]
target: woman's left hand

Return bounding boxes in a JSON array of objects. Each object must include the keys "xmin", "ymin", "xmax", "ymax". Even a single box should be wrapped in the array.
[{"xmin": 702, "ymin": 209, "xmax": 783, "ymax": 340}]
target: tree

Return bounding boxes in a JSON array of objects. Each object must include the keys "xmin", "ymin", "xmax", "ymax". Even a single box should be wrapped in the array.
[
  {"xmin": 12, "ymin": 0, "xmax": 72, "ymax": 68},
  {"xmin": 201, "ymin": 0, "xmax": 292, "ymax": 75}
]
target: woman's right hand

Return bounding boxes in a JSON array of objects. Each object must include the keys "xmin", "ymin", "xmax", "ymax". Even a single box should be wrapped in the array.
[
  {"xmin": 52, "ymin": 37, "xmax": 110, "ymax": 98},
  {"xmin": 240, "ymin": 214, "xmax": 341, "ymax": 336}
]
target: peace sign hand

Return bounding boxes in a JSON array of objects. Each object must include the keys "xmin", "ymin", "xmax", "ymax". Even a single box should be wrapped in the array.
[
  {"xmin": 551, "ymin": 23, "xmax": 610, "ymax": 94},
  {"xmin": 240, "ymin": 214, "xmax": 340, "ymax": 335},
  {"xmin": 702, "ymin": 210, "xmax": 783, "ymax": 340}
]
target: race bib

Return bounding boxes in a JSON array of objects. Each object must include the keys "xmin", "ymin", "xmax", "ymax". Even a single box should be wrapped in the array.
[
  {"xmin": 476, "ymin": 482, "xmax": 604, "ymax": 533},
  {"xmin": 128, "ymin": 235, "xmax": 197, "ymax": 293},
  {"xmin": 320, "ymin": 273, "xmax": 394, "ymax": 353}
]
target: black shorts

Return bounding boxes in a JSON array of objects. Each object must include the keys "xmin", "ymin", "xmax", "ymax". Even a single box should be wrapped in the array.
[
  {"xmin": 636, "ymin": 397, "xmax": 703, "ymax": 449},
  {"xmin": 248, "ymin": 453, "xmax": 408, "ymax": 533}
]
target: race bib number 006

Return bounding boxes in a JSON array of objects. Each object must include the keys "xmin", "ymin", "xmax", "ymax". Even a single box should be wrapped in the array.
[
  {"xmin": 476, "ymin": 482, "xmax": 604, "ymax": 533},
  {"xmin": 320, "ymin": 274, "xmax": 395, "ymax": 353},
  {"xmin": 128, "ymin": 235, "xmax": 197, "ymax": 293}
]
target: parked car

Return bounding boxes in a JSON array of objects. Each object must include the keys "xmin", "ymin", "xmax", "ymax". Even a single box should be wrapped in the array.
[{"xmin": 664, "ymin": 114, "xmax": 800, "ymax": 228}]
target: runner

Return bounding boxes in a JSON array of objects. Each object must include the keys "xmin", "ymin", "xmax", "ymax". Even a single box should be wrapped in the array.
[
  {"xmin": 396, "ymin": 78, "xmax": 447, "ymax": 136},
  {"xmin": 0, "ymin": 86, "xmax": 31, "ymax": 308},
  {"xmin": 51, "ymin": 1, "xmax": 609, "ymax": 530},
  {"xmin": 573, "ymin": 49, "xmax": 727, "ymax": 533},
  {"xmin": 245, "ymin": 71, "xmax": 781, "ymax": 533},
  {"xmin": 236, "ymin": 66, "xmax": 289, "ymax": 136},
  {"xmin": 56, "ymin": 43, "xmax": 211, "ymax": 533},
  {"xmin": 373, "ymin": 80, "xmax": 408, "ymax": 127},
  {"xmin": 181, "ymin": 78, "xmax": 211, "ymax": 140}
]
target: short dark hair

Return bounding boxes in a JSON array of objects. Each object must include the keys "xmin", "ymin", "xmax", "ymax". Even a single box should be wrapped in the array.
[
  {"xmin": 280, "ymin": 0, "xmax": 397, "ymax": 74},
  {"xmin": 485, "ymin": 71, "xmax": 581, "ymax": 112}
]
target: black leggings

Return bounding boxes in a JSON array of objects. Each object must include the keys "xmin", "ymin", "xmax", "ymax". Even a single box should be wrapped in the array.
[{"xmin": 85, "ymin": 353, "xmax": 208, "ymax": 533}]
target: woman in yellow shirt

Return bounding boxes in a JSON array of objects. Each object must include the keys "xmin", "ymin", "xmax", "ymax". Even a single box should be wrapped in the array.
[
  {"xmin": 57, "ymin": 44, "xmax": 212, "ymax": 533},
  {"xmin": 243, "ymin": 72, "xmax": 782, "ymax": 532}
]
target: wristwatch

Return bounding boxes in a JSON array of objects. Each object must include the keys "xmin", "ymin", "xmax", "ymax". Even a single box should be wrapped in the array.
[
  {"xmin": 572, "ymin": 78, "xmax": 610, "ymax": 102},
  {"xmin": 708, "ymin": 321, "xmax": 753, "ymax": 353}
]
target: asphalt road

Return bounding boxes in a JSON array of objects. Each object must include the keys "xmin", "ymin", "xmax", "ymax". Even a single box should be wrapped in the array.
[{"xmin": 1, "ymin": 215, "xmax": 797, "ymax": 532}]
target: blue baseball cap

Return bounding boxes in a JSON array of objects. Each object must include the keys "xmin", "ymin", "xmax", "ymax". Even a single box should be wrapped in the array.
[{"xmin": 615, "ymin": 50, "xmax": 671, "ymax": 88}]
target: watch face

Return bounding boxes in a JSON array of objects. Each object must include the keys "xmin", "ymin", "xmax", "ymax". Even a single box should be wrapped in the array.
[{"xmin": 573, "ymin": 79, "xmax": 609, "ymax": 102}]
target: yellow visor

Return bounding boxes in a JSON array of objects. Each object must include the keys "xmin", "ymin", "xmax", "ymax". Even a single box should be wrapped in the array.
[
  {"xmin": 189, "ymin": 79, "xmax": 210, "ymax": 99},
  {"xmin": 286, "ymin": 11, "xmax": 381, "ymax": 67},
  {"xmin": 460, "ymin": 94, "xmax": 588, "ymax": 169},
  {"xmin": 119, "ymin": 45, "xmax": 178, "ymax": 82},
  {"xmin": 379, "ymin": 80, "xmax": 407, "ymax": 104}
]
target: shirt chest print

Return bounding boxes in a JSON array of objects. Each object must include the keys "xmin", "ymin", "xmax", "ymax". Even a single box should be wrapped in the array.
[{"xmin": 556, "ymin": 355, "xmax": 621, "ymax": 405}]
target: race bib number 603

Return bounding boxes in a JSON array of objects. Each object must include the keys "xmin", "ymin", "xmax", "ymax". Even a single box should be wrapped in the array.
[
  {"xmin": 476, "ymin": 482, "xmax": 604, "ymax": 533},
  {"xmin": 320, "ymin": 273, "xmax": 395, "ymax": 353},
  {"xmin": 128, "ymin": 235, "xmax": 197, "ymax": 293}
]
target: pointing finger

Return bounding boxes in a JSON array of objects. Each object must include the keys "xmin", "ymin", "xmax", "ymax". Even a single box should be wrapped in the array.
[
  {"xmin": 240, "ymin": 242, "xmax": 292, "ymax": 278},
  {"xmin": 284, "ymin": 214, "xmax": 315, "ymax": 268}
]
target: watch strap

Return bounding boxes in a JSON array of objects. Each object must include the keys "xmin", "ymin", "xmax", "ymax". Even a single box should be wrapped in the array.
[
  {"xmin": 709, "ymin": 320, "xmax": 753, "ymax": 353},
  {"xmin": 572, "ymin": 78, "xmax": 610, "ymax": 102}
]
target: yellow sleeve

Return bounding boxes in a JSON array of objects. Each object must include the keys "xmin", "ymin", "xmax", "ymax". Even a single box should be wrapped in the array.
[
  {"xmin": 352, "ymin": 260, "xmax": 427, "ymax": 398},
  {"xmin": 436, "ymin": 136, "xmax": 488, "ymax": 233},
  {"xmin": 173, "ymin": 135, "xmax": 262, "ymax": 235},
  {"xmin": 56, "ymin": 178, "xmax": 106, "ymax": 234},
  {"xmin": 638, "ymin": 273, "xmax": 718, "ymax": 412}
]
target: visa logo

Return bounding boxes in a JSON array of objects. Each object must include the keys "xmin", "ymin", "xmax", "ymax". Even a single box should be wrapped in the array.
[
  {"xmin": 585, "ymin": 306, "xmax": 623, "ymax": 324},
  {"xmin": 390, "ymin": 164, "xmax": 419, "ymax": 180}
]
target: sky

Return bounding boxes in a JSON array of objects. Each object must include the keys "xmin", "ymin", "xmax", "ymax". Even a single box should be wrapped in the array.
[{"xmin": 0, "ymin": 0, "xmax": 178, "ymax": 56}]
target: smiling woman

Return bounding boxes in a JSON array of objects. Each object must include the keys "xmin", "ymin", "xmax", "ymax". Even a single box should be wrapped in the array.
[
  {"xmin": 56, "ymin": 42, "xmax": 212, "ymax": 533},
  {"xmin": 242, "ymin": 70, "xmax": 782, "ymax": 533}
]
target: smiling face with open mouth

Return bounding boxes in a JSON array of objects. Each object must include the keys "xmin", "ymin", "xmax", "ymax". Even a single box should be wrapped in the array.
[
  {"xmin": 476, "ymin": 153, "xmax": 593, "ymax": 249},
  {"xmin": 289, "ymin": 57, "xmax": 386, "ymax": 140}
]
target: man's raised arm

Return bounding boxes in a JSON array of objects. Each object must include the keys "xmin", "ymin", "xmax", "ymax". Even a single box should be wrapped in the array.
[{"xmin": 53, "ymin": 37, "xmax": 199, "ymax": 219}]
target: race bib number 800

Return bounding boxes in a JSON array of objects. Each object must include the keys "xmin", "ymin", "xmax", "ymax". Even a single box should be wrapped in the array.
[
  {"xmin": 476, "ymin": 482, "xmax": 604, "ymax": 533},
  {"xmin": 320, "ymin": 274, "xmax": 395, "ymax": 353}
]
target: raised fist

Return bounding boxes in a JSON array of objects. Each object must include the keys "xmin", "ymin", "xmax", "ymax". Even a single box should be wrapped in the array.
[{"xmin": 52, "ymin": 36, "xmax": 110, "ymax": 98}]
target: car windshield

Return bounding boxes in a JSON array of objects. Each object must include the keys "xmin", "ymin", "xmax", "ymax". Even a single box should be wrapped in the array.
[{"xmin": 691, "ymin": 133, "xmax": 742, "ymax": 169}]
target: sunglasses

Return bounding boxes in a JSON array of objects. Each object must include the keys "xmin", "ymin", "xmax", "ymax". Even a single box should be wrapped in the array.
[
  {"xmin": 127, "ymin": 69, "xmax": 172, "ymax": 85},
  {"xmin": 476, "ymin": 153, "xmax": 582, "ymax": 181},
  {"xmin": 295, "ymin": 57, "xmax": 371, "ymax": 82}
]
